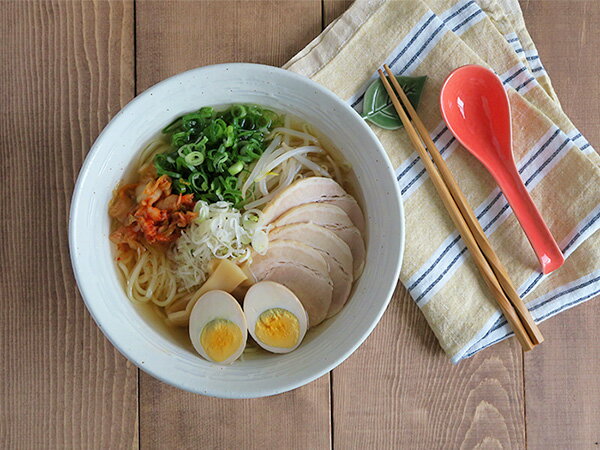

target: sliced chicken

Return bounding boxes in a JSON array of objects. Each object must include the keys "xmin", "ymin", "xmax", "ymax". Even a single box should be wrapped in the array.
[
  {"xmin": 249, "ymin": 240, "xmax": 333, "ymax": 327},
  {"xmin": 272, "ymin": 203, "xmax": 365, "ymax": 278},
  {"xmin": 259, "ymin": 177, "xmax": 365, "ymax": 234},
  {"xmin": 269, "ymin": 223, "xmax": 354, "ymax": 318}
]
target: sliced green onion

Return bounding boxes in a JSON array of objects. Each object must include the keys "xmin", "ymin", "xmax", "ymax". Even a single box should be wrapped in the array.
[
  {"xmin": 171, "ymin": 131, "xmax": 189, "ymax": 148},
  {"xmin": 156, "ymin": 104, "xmax": 280, "ymax": 205},
  {"xmin": 175, "ymin": 156, "xmax": 194, "ymax": 172},
  {"xmin": 173, "ymin": 178, "xmax": 190, "ymax": 194},
  {"xmin": 198, "ymin": 106, "xmax": 214, "ymax": 119},
  {"xmin": 224, "ymin": 125, "xmax": 235, "ymax": 147},
  {"xmin": 162, "ymin": 117, "xmax": 183, "ymax": 134},
  {"xmin": 154, "ymin": 154, "xmax": 182, "ymax": 178},
  {"xmin": 256, "ymin": 115, "xmax": 271, "ymax": 129},
  {"xmin": 185, "ymin": 151, "xmax": 204, "ymax": 166},
  {"xmin": 189, "ymin": 171, "xmax": 208, "ymax": 192},
  {"xmin": 182, "ymin": 113, "xmax": 205, "ymax": 130},
  {"xmin": 231, "ymin": 104, "xmax": 247, "ymax": 119},
  {"xmin": 227, "ymin": 161, "xmax": 244, "ymax": 175},
  {"xmin": 177, "ymin": 144, "xmax": 194, "ymax": 157}
]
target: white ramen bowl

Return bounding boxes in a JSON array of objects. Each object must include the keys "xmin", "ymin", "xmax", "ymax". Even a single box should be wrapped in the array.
[{"xmin": 69, "ymin": 63, "xmax": 404, "ymax": 398}]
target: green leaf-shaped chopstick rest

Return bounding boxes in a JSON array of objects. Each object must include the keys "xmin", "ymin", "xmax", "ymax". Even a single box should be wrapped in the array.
[{"xmin": 362, "ymin": 75, "xmax": 427, "ymax": 130}]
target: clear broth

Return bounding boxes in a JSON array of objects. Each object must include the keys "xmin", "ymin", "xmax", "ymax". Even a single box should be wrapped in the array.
[{"xmin": 111, "ymin": 106, "xmax": 366, "ymax": 355}]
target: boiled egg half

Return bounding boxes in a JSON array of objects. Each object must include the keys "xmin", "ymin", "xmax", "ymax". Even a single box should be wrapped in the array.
[
  {"xmin": 244, "ymin": 281, "xmax": 308, "ymax": 353},
  {"xmin": 189, "ymin": 290, "xmax": 247, "ymax": 364}
]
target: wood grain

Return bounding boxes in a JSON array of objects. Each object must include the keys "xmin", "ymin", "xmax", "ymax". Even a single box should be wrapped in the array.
[
  {"xmin": 0, "ymin": 1, "xmax": 138, "ymax": 448},
  {"xmin": 323, "ymin": 0, "xmax": 353, "ymax": 27},
  {"xmin": 136, "ymin": 0, "xmax": 323, "ymax": 91},
  {"xmin": 521, "ymin": 0, "xmax": 600, "ymax": 147},
  {"xmin": 520, "ymin": 2, "xmax": 600, "ymax": 448},
  {"xmin": 323, "ymin": 2, "xmax": 525, "ymax": 448},
  {"xmin": 330, "ymin": 287, "xmax": 525, "ymax": 449},
  {"xmin": 3, "ymin": 1, "xmax": 599, "ymax": 449},
  {"xmin": 135, "ymin": 2, "xmax": 330, "ymax": 449},
  {"xmin": 140, "ymin": 376, "xmax": 331, "ymax": 449}
]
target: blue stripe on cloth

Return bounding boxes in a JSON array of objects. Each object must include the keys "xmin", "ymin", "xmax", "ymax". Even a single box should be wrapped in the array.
[
  {"xmin": 399, "ymin": 137, "xmax": 456, "ymax": 194},
  {"xmin": 408, "ymin": 131, "xmax": 565, "ymax": 298},
  {"xmin": 503, "ymin": 66, "xmax": 527, "ymax": 84},
  {"xmin": 536, "ymin": 289, "xmax": 600, "ymax": 322},
  {"xmin": 515, "ymin": 276, "xmax": 600, "ymax": 332},
  {"xmin": 464, "ymin": 277, "xmax": 600, "ymax": 358},
  {"xmin": 468, "ymin": 212, "xmax": 600, "ymax": 339},
  {"xmin": 530, "ymin": 276, "xmax": 600, "ymax": 313},
  {"xmin": 350, "ymin": 13, "xmax": 437, "ymax": 108},
  {"xmin": 442, "ymin": 0, "xmax": 476, "ymax": 23},
  {"xmin": 464, "ymin": 285, "xmax": 600, "ymax": 359},
  {"xmin": 351, "ymin": 3, "xmax": 484, "ymax": 108},
  {"xmin": 464, "ymin": 335, "xmax": 508, "ymax": 358},
  {"xmin": 432, "ymin": 126, "xmax": 449, "ymax": 143},
  {"xmin": 413, "ymin": 137, "xmax": 570, "ymax": 305},
  {"xmin": 451, "ymin": 9, "xmax": 483, "ymax": 33},
  {"xmin": 408, "ymin": 235, "xmax": 462, "ymax": 291},
  {"xmin": 523, "ymin": 139, "xmax": 570, "ymax": 187},
  {"xmin": 415, "ymin": 248, "xmax": 468, "ymax": 303},
  {"xmin": 481, "ymin": 203, "xmax": 510, "ymax": 233},
  {"xmin": 396, "ymin": 156, "xmax": 421, "ymax": 181},
  {"xmin": 401, "ymin": 169, "xmax": 426, "ymax": 195},
  {"xmin": 475, "ymin": 315, "xmax": 505, "ymax": 344},
  {"xmin": 387, "ymin": 13, "xmax": 436, "ymax": 70},
  {"xmin": 518, "ymin": 129, "xmax": 560, "ymax": 174},
  {"xmin": 397, "ymin": 126, "xmax": 450, "ymax": 183},
  {"xmin": 562, "ymin": 209, "xmax": 600, "ymax": 253},
  {"xmin": 396, "ymin": 23, "xmax": 446, "ymax": 75},
  {"xmin": 518, "ymin": 208, "xmax": 600, "ymax": 298},
  {"xmin": 520, "ymin": 273, "xmax": 544, "ymax": 298},
  {"xmin": 476, "ymin": 191, "xmax": 503, "ymax": 218},
  {"xmin": 516, "ymin": 77, "xmax": 535, "ymax": 92}
]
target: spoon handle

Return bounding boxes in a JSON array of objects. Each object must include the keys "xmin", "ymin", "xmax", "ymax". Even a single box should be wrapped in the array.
[{"xmin": 497, "ymin": 169, "xmax": 564, "ymax": 274}]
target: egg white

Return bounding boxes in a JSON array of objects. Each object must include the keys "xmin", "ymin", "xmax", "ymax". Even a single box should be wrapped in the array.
[
  {"xmin": 188, "ymin": 290, "xmax": 247, "ymax": 365},
  {"xmin": 244, "ymin": 281, "xmax": 308, "ymax": 353}
]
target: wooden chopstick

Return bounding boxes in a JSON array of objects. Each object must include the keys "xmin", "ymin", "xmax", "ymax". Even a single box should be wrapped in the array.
[
  {"xmin": 382, "ymin": 65, "xmax": 543, "ymax": 346},
  {"xmin": 377, "ymin": 68, "xmax": 537, "ymax": 351}
]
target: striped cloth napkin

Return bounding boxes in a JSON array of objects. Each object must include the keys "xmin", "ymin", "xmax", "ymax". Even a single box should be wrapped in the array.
[{"xmin": 284, "ymin": 0, "xmax": 600, "ymax": 362}]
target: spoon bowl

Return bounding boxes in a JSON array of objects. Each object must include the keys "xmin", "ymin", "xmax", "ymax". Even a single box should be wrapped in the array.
[{"xmin": 440, "ymin": 65, "xmax": 564, "ymax": 274}]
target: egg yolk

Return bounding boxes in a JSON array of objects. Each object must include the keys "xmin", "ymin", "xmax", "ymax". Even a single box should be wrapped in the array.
[
  {"xmin": 254, "ymin": 308, "xmax": 300, "ymax": 349},
  {"xmin": 200, "ymin": 319, "xmax": 243, "ymax": 363}
]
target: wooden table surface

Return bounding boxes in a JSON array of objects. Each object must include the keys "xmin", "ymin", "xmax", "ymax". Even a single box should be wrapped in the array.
[{"xmin": 2, "ymin": 1, "xmax": 599, "ymax": 448}]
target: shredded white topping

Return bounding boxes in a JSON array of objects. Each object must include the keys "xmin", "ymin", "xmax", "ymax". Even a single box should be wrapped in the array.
[
  {"xmin": 167, "ymin": 121, "xmax": 346, "ymax": 291},
  {"xmin": 170, "ymin": 201, "xmax": 269, "ymax": 290}
]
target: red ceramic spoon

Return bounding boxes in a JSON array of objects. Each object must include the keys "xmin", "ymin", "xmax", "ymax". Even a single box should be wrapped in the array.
[{"xmin": 440, "ymin": 65, "xmax": 564, "ymax": 274}]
